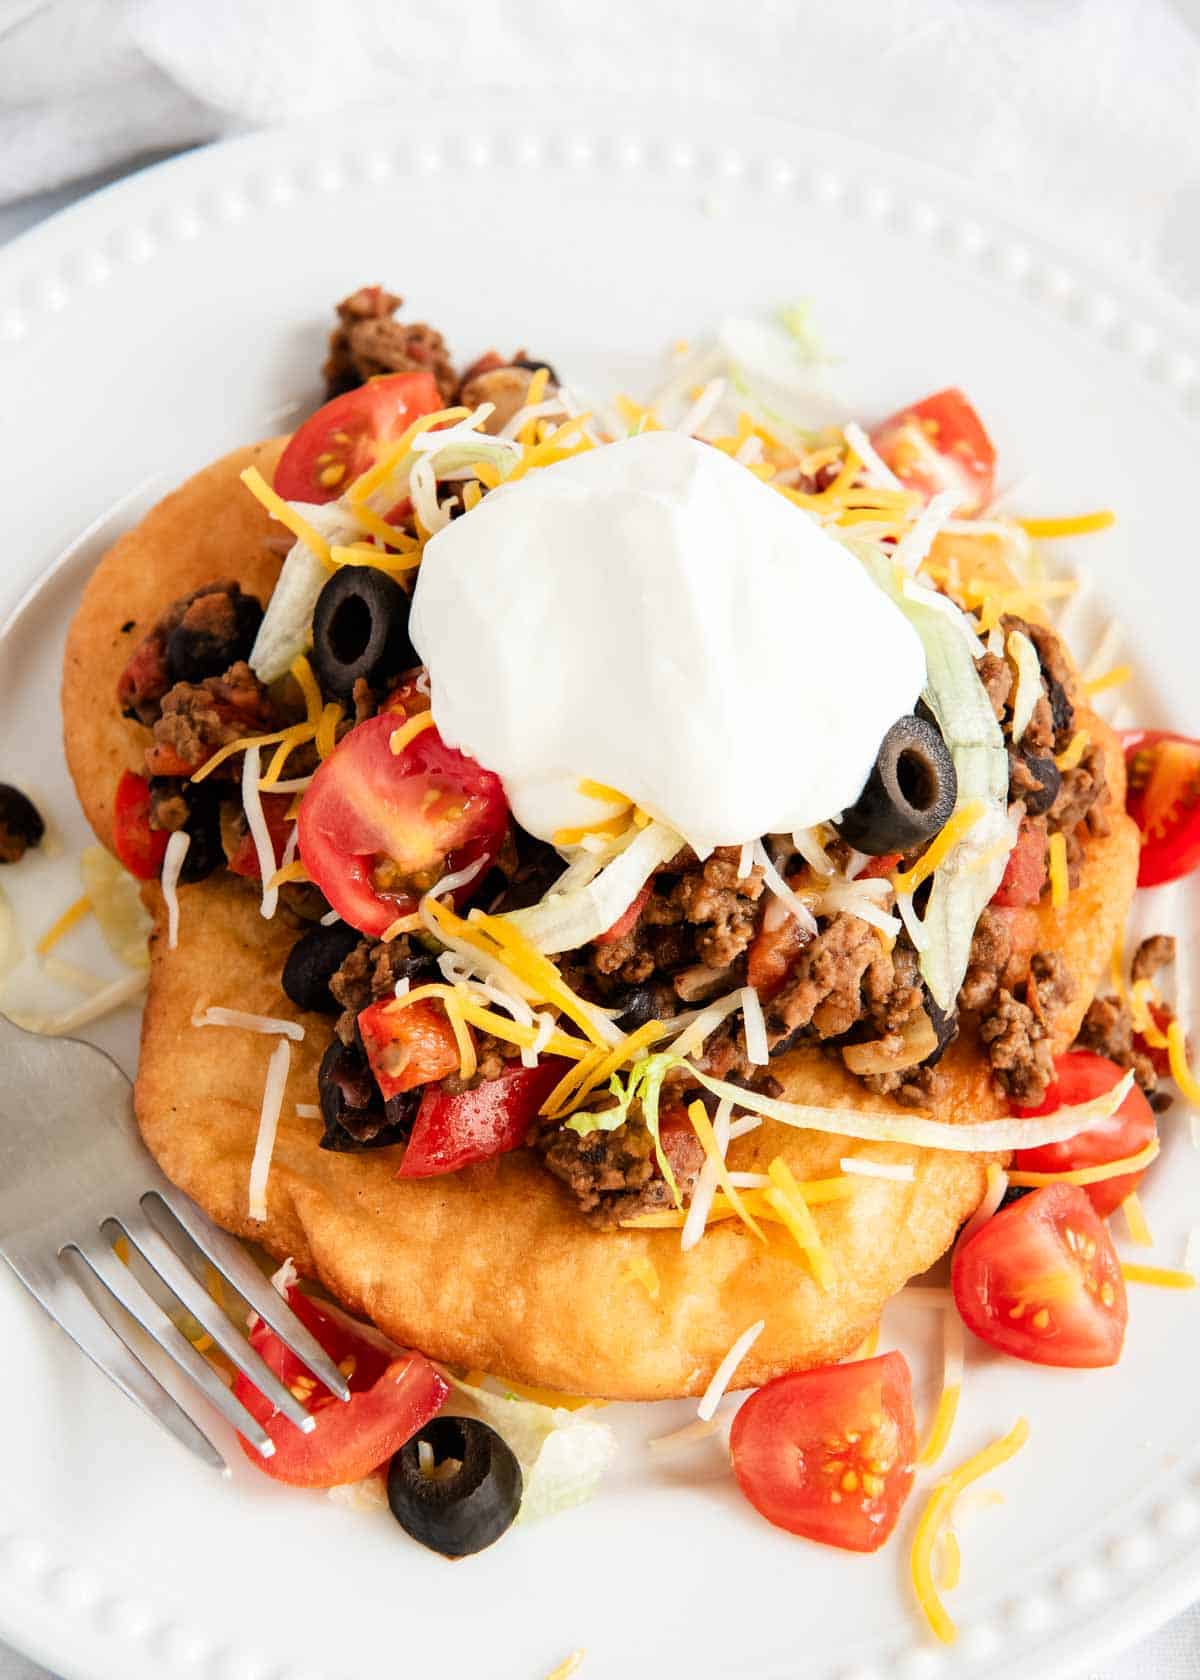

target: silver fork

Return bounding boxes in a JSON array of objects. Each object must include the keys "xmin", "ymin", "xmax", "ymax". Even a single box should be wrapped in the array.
[{"xmin": 0, "ymin": 1013, "xmax": 350, "ymax": 1472}]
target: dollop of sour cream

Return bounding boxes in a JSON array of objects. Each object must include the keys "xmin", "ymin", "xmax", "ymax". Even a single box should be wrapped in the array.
[{"xmin": 410, "ymin": 431, "xmax": 925, "ymax": 857}]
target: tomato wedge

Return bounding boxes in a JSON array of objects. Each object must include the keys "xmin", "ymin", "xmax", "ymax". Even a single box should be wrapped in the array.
[
  {"xmin": 1121, "ymin": 729, "xmax": 1200, "ymax": 887},
  {"xmin": 273, "ymin": 371, "xmax": 444, "ymax": 504},
  {"xmin": 952, "ymin": 1183, "xmax": 1127, "ymax": 1368},
  {"xmin": 112, "ymin": 770, "xmax": 170, "ymax": 880},
  {"xmin": 233, "ymin": 1285, "xmax": 448, "ymax": 1486},
  {"xmin": 990, "ymin": 817, "xmax": 1047, "ymax": 907},
  {"xmin": 870, "ymin": 388, "xmax": 996, "ymax": 515},
  {"xmin": 398, "ymin": 1058, "xmax": 567, "ymax": 1178},
  {"xmin": 358, "ymin": 997, "xmax": 463, "ymax": 1099},
  {"xmin": 297, "ymin": 715, "xmax": 507, "ymax": 937},
  {"xmin": 1013, "ymin": 1051, "xmax": 1158, "ymax": 1217},
  {"xmin": 729, "ymin": 1353, "xmax": 917, "ymax": 1553}
]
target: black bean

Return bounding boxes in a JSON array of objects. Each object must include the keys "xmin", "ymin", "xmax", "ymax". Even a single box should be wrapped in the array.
[
  {"xmin": 166, "ymin": 589, "xmax": 263, "ymax": 683},
  {"xmin": 282, "ymin": 923, "xmax": 361, "ymax": 1014},
  {"xmin": 1015, "ymin": 753, "xmax": 1061, "ymax": 817},
  {"xmin": 316, "ymin": 1037, "xmax": 415, "ymax": 1151}
]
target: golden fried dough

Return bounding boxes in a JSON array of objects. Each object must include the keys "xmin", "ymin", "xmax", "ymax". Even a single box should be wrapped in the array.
[{"xmin": 60, "ymin": 446, "xmax": 1140, "ymax": 1399}]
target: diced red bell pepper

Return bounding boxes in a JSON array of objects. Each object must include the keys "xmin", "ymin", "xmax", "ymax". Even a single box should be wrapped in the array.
[
  {"xmin": 112, "ymin": 770, "xmax": 170, "ymax": 880},
  {"xmin": 358, "ymin": 997, "xmax": 464, "ymax": 1100},
  {"xmin": 991, "ymin": 819, "xmax": 1047, "ymax": 908}
]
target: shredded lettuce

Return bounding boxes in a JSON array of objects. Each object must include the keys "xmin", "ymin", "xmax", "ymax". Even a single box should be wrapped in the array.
[
  {"xmin": 249, "ymin": 502, "xmax": 360, "ymax": 684},
  {"xmin": 567, "ymin": 1055, "xmax": 681, "ymax": 1204},
  {"xmin": 501, "ymin": 820, "xmax": 684, "ymax": 954},
  {"xmin": 80, "ymin": 844, "xmax": 151, "ymax": 970},
  {"xmin": 854, "ymin": 542, "xmax": 1011, "ymax": 1012},
  {"xmin": 586, "ymin": 1053, "xmax": 1133, "ymax": 1156},
  {"xmin": 717, "ymin": 313, "xmax": 844, "ymax": 436},
  {"xmin": 439, "ymin": 1370, "xmax": 618, "ymax": 1526}
]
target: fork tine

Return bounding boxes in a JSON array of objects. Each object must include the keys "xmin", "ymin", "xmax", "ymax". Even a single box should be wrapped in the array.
[
  {"xmin": 62, "ymin": 1241, "xmax": 277, "ymax": 1460},
  {"xmin": 142, "ymin": 1189, "xmax": 351, "ymax": 1402},
  {"xmin": 113, "ymin": 1212, "xmax": 317, "ymax": 1435},
  {"xmin": 2, "ymin": 1253, "xmax": 227, "ymax": 1474}
]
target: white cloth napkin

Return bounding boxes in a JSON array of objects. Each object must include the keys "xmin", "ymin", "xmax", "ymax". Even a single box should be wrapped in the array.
[{"xmin": 2, "ymin": 0, "xmax": 1200, "ymax": 306}]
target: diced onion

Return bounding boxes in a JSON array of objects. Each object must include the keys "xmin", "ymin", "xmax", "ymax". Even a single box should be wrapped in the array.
[
  {"xmin": 192, "ymin": 1005, "xmax": 305, "ymax": 1042},
  {"xmin": 248, "ymin": 1037, "xmax": 291, "ymax": 1222},
  {"xmin": 697, "ymin": 1319, "xmax": 765, "ymax": 1421},
  {"xmin": 160, "ymin": 830, "xmax": 191, "ymax": 950}
]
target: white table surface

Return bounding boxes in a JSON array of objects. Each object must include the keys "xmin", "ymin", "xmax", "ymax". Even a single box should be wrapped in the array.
[{"xmin": 2, "ymin": 152, "xmax": 1199, "ymax": 1680}]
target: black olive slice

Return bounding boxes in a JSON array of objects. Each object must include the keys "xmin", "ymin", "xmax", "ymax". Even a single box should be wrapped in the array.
[
  {"xmin": 387, "ymin": 1416, "xmax": 522, "ymax": 1557},
  {"xmin": 0, "ymin": 784, "xmax": 45, "ymax": 863},
  {"xmin": 281, "ymin": 922, "xmax": 361, "ymax": 1015},
  {"xmin": 834, "ymin": 715, "xmax": 958, "ymax": 855},
  {"xmin": 1012, "ymin": 751, "xmax": 1061, "ymax": 817},
  {"xmin": 310, "ymin": 568, "xmax": 414, "ymax": 701}
]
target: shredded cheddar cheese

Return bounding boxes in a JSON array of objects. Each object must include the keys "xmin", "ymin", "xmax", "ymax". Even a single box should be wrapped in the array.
[
  {"xmin": 289, "ymin": 655, "xmax": 324, "ymax": 726},
  {"xmin": 1017, "ymin": 511, "xmax": 1115, "ymax": 539},
  {"xmin": 892, "ymin": 801, "xmax": 985, "ymax": 896},
  {"xmin": 1121, "ymin": 1192, "xmax": 1154, "ymax": 1248},
  {"xmin": 190, "ymin": 723, "xmax": 314, "ymax": 784},
  {"xmin": 389, "ymin": 711, "xmax": 437, "ymax": 756},
  {"xmin": 1120, "ymin": 1263, "xmax": 1196, "ymax": 1290},
  {"xmin": 545, "ymin": 1019, "xmax": 668, "ymax": 1119},
  {"xmin": 1048, "ymin": 831, "xmax": 1069, "ymax": 908},
  {"xmin": 1007, "ymin": 1137, "xmax": 1159, "ymax": 1189},
  {"xmin": 621, "ymin": 1255, "xmax": 660, "ymax": 1300},
  {"xmin": 1166, "ymin": 1020, "xmax": 1200, "ymax": 1106},
  {"xmin": 919, "ymin": 1310, "xmax": 965, "ymax": 1468},
  {"xmin": 1083, "ymin": 664, "xmax": 1133, "ymax": 697},
  {"xmin": 443, "ymin": 992, "xmax": 477, "ymax": 1081},
  {"xmin": 1055, "ymin": 729, "xmax": 1091, "ymax": 771},
  {"xmin": 36, "ymin": 894, "xmax": 92, "ymax": 956},
  {"xmin": 686, "ymin": 1101, "xmax": 766, "ymax": 1242},
  {"xmin": 765, "ymin": 1157, "xmax": 835, "ymax": 1288},
  {"xmin": 911, "ymin": 1418, "xmax": 1030, "ymax": 1644},
  {"xmin": 240, "ymin": 467, "xmax": 332, "ymax": 563},
  {"xmin": 315, "ymin": 701, "xmax": 343, "ymax": 760}
]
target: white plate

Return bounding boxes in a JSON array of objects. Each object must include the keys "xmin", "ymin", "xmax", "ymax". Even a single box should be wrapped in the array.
[{"xmin": 2, "ymin": 98, "xmax": 1200, "ymax": 1680}]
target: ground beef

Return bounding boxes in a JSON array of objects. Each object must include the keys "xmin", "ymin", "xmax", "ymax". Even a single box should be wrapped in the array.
[
  {"xmin": 579, "ymin": 847, "xmax": 764, "ymax": 992},
  {"xmin": 863, "ymin": 940, "xmax": 925, "ymax": 1036},
  {"xmin": 1073, "ymin": 993, "xmax": 1160, "ymax": 1096},
  {"xmin": 863, "ymin": 1064, "xmax": 940, "ymax": 1106},
  {"xmin": 1049, "ymin": 740, "xmax": 1110, "ymax": 836},
  {"xmin": 323, "ymin": 286, "xmax": 457, "ymax": 403},
  {"xmin": 1018, "ymin": 617, "xmax": 1078, "ymax": 749},
  {"xmin": 117, "ymin": 579, "xmax": 253, "ymax": 726},
  {"xmin": 768, "ymin": 912, "xmax": 891, "ymax": 1040},
  {"xmin": 979, "ymin": 987, "xmax": 1054, "ymax": 1102},
  {"xmin": 960, "ymin": 908, "xmax": 1013, "ymax": 1013},
  {"xmin": 146, "ymin": 661, "xmax": 277, "ymax": 777},
  {"xmin": 978, "ymin": 948, "xmax": 1073, "ymax": 1102},
  {"xmin": 329, "ymin": 936, "xmax": 439, "ymax": 1044},
  {"xmin": 534, "ymin": 1108, "xmax": 705, "ymax": 1227},
  {"xmin": 147, "ymin": 778, "xmax": 191, "ymax": 833},
  {"xmin": 1132, "ymin": 934, "xmax": 1176, "ymax": 984},
  {"xmin": 977, "ymin": 652, "xmax": 1013, "ymax": 721}
]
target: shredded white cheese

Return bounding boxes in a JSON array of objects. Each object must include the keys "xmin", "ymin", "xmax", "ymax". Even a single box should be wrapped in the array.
[
  {"xmin": 648, "ymin": 1413, "xmax": 726, "ymax": 1452},
  {"xmin": 319, "ymin": 908, "xmax": 342, "ymax": 927},
  {"xmin": 159, "ymin": 829, "xmax": 191, "ymax": 951},
  {"xmin": 668, "ymin": 988, "xmax": 747, "ymax": 1060},
  {"xmin": 697, "ymin": 1319, "xmax": 765, "ymax": 1421},
  {"xmin": 295, "ymin": 1103, "xmax": 321, "ymax": 1119},
  {"xmin": 682, "ymin": 1098, "xmax": 733, "ymax": 1253},
  {"xmin": 751, "ymin": 839, "xmax": 818, "ymax": 936},
  {"xmin": 736, "ymin": 839, "xmax": 754, "ymax": 881},
  {"xmin": 791, "ymin": 826, "xmax": 835, "ymax": 877},
  {"xmin": 248, "ymin": 1037, "xmax": 291, "ymax": 1221},
  {"xmin": 740, "ymin": 987, "xmax": 769, "ymax": 1066},
  {"xmin": 893, "ymin": 489, "xmax": 956, "ymax": 577},
  {"xmin": 895, "ymin": 891, "xmax": 929, "ymax": 953},
  {"xmin": 241, "ymin": 746, "xmax": 280, "ymax": 920},
  {"xmin": 192, "ymin": 1005, "xmax": 305, "ymax": 1042},
  {"xmin": 842, "ymin": 420, "xmax": 904, "ymax": 490},
  {"xmin": 677, "ymin": 377, "xmax": 727, "ymax": 437},
  {"xmin": 840, "ymin": 1157, "xmax": 916, "ymax": 1183},
  {"xmin": 1007, "ymin": 630, "xmax": 1044, "ymax": 745}
]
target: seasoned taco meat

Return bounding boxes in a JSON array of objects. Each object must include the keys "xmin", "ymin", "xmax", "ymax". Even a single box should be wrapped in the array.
[
  {"xmin": 147, "ymin": 661, "xmax": 277, "ymax": 778},
  {"xmin": 118, "ymin": 580, "xmax": 261, "ymax": 726},
  {"xmin": 323, "ymin": 285, "xmax": 457, "ymax": 403}
]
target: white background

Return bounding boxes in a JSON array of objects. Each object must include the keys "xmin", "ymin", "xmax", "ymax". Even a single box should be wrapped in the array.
[{"xmin": 2, "ymin": 1, "xmax": 1200, "ymax": 1674}]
